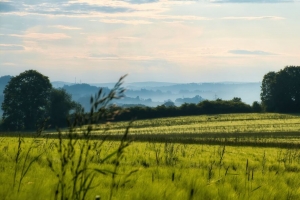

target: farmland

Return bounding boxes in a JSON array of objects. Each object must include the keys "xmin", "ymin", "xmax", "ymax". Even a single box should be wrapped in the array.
[
  {"xmin": 0, "ymin": 113, "xmax": 300, "ymax": 199},
  {"xmin": 87, "ymin": 113, "xmax": 300, "ymax": 148}
]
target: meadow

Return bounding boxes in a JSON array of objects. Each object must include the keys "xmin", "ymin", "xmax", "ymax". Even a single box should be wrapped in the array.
[
  {"xmin": 0, "ymin": 113, "xmax": 300, "ymax": 199},
  {"xmin": 87, "ymin": 113, "xmax": 300, "ymax": 148}
]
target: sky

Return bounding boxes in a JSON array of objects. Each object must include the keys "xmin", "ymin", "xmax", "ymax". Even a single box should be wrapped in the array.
[{"xmin": 0, "ymin": 0, "xmax": 299, "ymax": 83}]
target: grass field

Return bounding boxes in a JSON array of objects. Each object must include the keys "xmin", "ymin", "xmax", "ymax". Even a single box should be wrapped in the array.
[
  {"xmin": 81, "ymin": 113, "xmax": 300, "ymax": 148},
  {"xmin": 0, "ymin": 113, "xmax": 300, "ymax": 199}
]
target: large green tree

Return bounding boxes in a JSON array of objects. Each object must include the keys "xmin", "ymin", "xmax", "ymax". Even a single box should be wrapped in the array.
[
  {"xmin": 48, "ymin": 88, "xmax": 82, "ymax": 128},
  {"xmin": 261, "ymin": 71, "xmax": 277, "ymax": 112},
  {"xmin": 1, "ymin": 70, "xmax": 52, "ymax": 130},
  {"xmin": 261, "ymin": 66, "xmax": 300, "ymax": 112}
]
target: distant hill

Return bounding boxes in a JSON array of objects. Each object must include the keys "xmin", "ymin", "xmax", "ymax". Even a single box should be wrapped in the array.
[
  {"xmin": 51, "ymin": 81, "xmax": 74, "ymax": 88},
  {"xmin": 62, "ymin": 84, "xmax": 110, "ymax": 101},
  {"xmin": 0, "ymin": 75, "xmax": 262, "ymax": 117},
  {"xmin": 50, "ymin": 80, "xmax": 261, "ymax": 105},
  {"xmin": 175, "ymin": 95, "xmax": 204, "ymax": 105},
  {"xmin": 89, "ymin": 81, "xmax": 178, "ymax": 89},
  {"xmin": 0, "ymin": 75, "xmax": 12, "ymax": 93},
  {"xmin": 0, "ymin": 75, "xmax": 13, "ymax": 117}
]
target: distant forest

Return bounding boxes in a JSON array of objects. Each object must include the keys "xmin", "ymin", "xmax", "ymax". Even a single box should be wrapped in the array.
[{"xmin": 112, "ymin": 98, "xmax": 260, "ymax": 122}]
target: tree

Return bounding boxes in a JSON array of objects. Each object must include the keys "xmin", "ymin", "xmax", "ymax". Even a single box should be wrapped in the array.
[
  {"xmin": 252, "ymin": 101, "xmax": 262, "ymax": 113},
  {"xmin": 261, "ymin": 71, "xmax": 277, "ymax": 112},
  {"xmin": 1, "ymin": 70, "xmax": 52, "ymax": 130},
  {"xmin": 48, "ymin": 88, "xmax": 82, "ymax": 128},
  {"xmin": 231, "ymin": 97, "xmax": 242, "ymax": 103},
  {"xmin": 163, "ymin": 100, "xmax": 175, "ymax": 107},
  {"xmin": 261, "ymin": 66, "xmax": 300, "ymax": 112}
]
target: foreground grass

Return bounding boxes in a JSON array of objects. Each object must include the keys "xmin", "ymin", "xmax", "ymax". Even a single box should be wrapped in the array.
[
  {"xmin": 0, "ymin": 113, "xmax": 300, "ymax": 199},
  {"xmin": 1, "ymin": 139, "xmax": 300, "ymax": 199}
]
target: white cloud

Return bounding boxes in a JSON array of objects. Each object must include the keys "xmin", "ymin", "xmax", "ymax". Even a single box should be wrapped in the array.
[
  {"xmin": 0, "ymin": 44, "xmax": 25, "ymax": 51},
  {"xmin": 50, "ymin": 25, "xmax": 82, "ymax": 30},
  {"xmin": 221, "ymin": 16, "xmax": 285, "ymax": 20},
  {"xmin": 9, "ymin": 32, "xmax": 71, "ymax": 40},
  {"xmin": 99, "ymin": 19, "xmax": 152, "ymax": 24},
  {"xmin": 116, "ymin": 36, "xmax": 139, "ymax": 40},
  {"xmin": 86, "ymin": 53, "xmax": 154, "ymax": 61},
  {"xmin": 228, "ymin": 49, "xmax": 277, "ymax": 55},
  {"xmin": 2, "ymin": 62, "xmax": 16, "ymax": 66},
  {"xmin": 210, "ymin": 0, "xmax": 299, "ymax": 2}
]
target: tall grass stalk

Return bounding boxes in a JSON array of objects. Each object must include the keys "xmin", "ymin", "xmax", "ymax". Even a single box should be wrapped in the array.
[
  {"xmin": 12, "ymin": 119, "xmax": 48, "ymax": 192},
  {"xmin": 46, "ymin": 75, "xmax": 135, "ymax": 200}
]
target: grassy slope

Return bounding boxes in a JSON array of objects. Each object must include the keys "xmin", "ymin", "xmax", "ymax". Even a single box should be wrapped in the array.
[{"xmin": 77, "ymin": 113, "xmax": 300, "ymax": 148}]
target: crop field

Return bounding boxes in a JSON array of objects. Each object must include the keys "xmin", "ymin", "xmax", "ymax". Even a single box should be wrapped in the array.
[
  {"xmin": 86, "ymin": 113, "xmax": 300, "ymax": 148},
  {"xmin": 0, "ymin": 113, "xmax": 300, "ymax": 199},
  {"xmin": 92, "ymin": 113, "xmax": 300, "ymax": 135}
]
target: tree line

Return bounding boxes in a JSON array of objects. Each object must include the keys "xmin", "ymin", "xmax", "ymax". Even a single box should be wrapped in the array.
[
  {"xmin": 1, "ymin": 66, "xmax": 299, "ymax": 131},
  {"xmin": 112, "ymin": 98, "xmax": 259, "ymax": 121}
]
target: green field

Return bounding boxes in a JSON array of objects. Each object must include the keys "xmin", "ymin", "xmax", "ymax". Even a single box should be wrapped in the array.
[
  {"xmin": 84, "ymin": 113, "xmax": 300, "ymax": 148},
  {"xmin": 0, "ymin": 113, "xmax": 300, "ymax": 199}
]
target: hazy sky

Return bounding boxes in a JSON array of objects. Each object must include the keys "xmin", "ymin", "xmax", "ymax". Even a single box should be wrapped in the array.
[{"xmin": 0, "ymin": 0, "xmax": 299, "ymax": 83}]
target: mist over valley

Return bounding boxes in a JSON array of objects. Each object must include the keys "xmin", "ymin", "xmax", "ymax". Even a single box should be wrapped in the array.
[{"xmin": 1, "ymin": 75, "xmax": 260, "ymax": 115}]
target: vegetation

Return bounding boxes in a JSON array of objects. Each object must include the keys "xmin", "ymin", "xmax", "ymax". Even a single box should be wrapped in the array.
[
  {"xmin": 0, "ymin": 75, "xmax": 133, "ymax": 200},
  {"xmin": 114, "ymin": 98, "xmax": 257, "ymax": 122},
  {"xmin": 1, "ymin": 113, "xmax": 300, "ymax": 199},
  {"xmin": 67, "ymin": 113, "xmax": 300, "ymax": 149},
  {"xmin": 261, "ymin": 66, "xmax": 300, "ymax": 112},
  {"xmin": 1, "ymin": 70, "xmax": 80, "ymax": 131},
  {"xmin": 2, "ymin": 108, "xmax": 300, "ymax": 200},
  {"xmin": 1, "ymin": 70, "xmax": 52, "ymax": 130},
  {"xmin": 48, "ymin": 88, "xmax": 81, "ymax": 128}
]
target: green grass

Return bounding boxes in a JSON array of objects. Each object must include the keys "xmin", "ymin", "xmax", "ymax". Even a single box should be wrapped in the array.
[
  {"xmin": 72, "ymin": 113, "xmax": 300, "ymax": 148},
  {"xmin": 1, "ymin": 139, "xmax": 300, "ymax": 199},
  {"xmin": 110, "ymin": 113, "xmax": 300, "ymax": 134},
  {"xmin": 0, "ymin": 113, "xmax": 300, "ymax": 199}
]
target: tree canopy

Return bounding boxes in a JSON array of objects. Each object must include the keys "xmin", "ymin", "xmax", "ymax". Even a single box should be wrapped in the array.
[
  {"xmin": 114, "ymin": 98, "xmax": 254, "ymax": 121},
  {"xmin": 1, "ymin": 70, "xmax": 52, "ymax": 130},
  {"xmin": 48, "ymin": 88, "xmax": 82, "ymax": 128},
  {"xmin": 261, "ymin": 66, "xmax": 300, "ymax": 112}
]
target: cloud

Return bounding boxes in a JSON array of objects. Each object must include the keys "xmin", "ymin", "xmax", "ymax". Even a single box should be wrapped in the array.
[
  {"xmin": 0, "ymin": 44, "xmax": 25, "ymax": 51},
  {"xmin": 0, "ymin": 1, "xmax": 134, "ymax": 17},
  {"xmin": 221, "ymin": 16, "xmax": 285, "ymax": 20},
  {"xmin": 99, "ymin": 19, "xmax": 152, "ymax": 24},
  {"xmin": 211, "ymin": 0, "xmax": 298, "ymax": 3},
  {"xmin": 1, "ymin": 0, "xmax": 298, "ymax": 20},
  {"xmin": 152, "ymin": 15, "xmax": 211, "ymax": 21},
  {"xmin": 21, "ymin": 0, "xmax": 69, "ymax": 4},
  {"xmin": 89, "ymin": 53, "xmax": 119, "ymax": 60},
  {"xmin": 63, "ymin": 3, "xmax": 133, "ymax": 14},
  {"xmin": 0, "ymin": 2, "xmax": 17, "ymax": 13},
  {"xmin": 25, "ymin": 2, "xmax": 133, "ymax": 16},
  {"xmin": 51, "ymin": 25, "xmax": 82, "ymax": 30},
  {"xmin": 0, "ymin": 0, "xmax": 197, "ymax": 19},
  {"xmin": 121, "ymin": 0, "xmax": 159, "ymax": 4},
  {"xmin": 116, "ymin": 36, "xmax": 139, "ymax": 40},
  {"xmin": 87, "ymin": 53, "xmax": 154, "ymax": 61},
  {"xmin": 1, "ymin": 62, "xmax": 17, "ymax": 66},
  {"xmin": 9, "ymin": 32, "xmax": 71, "ymax": 40},
  {"xmin": 0, "ymin": 0, "xmax": 209, "ymax": 23},
  {"xmin": 228, "ymin": 50, "xmax": 276, "ymax": 55}
]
